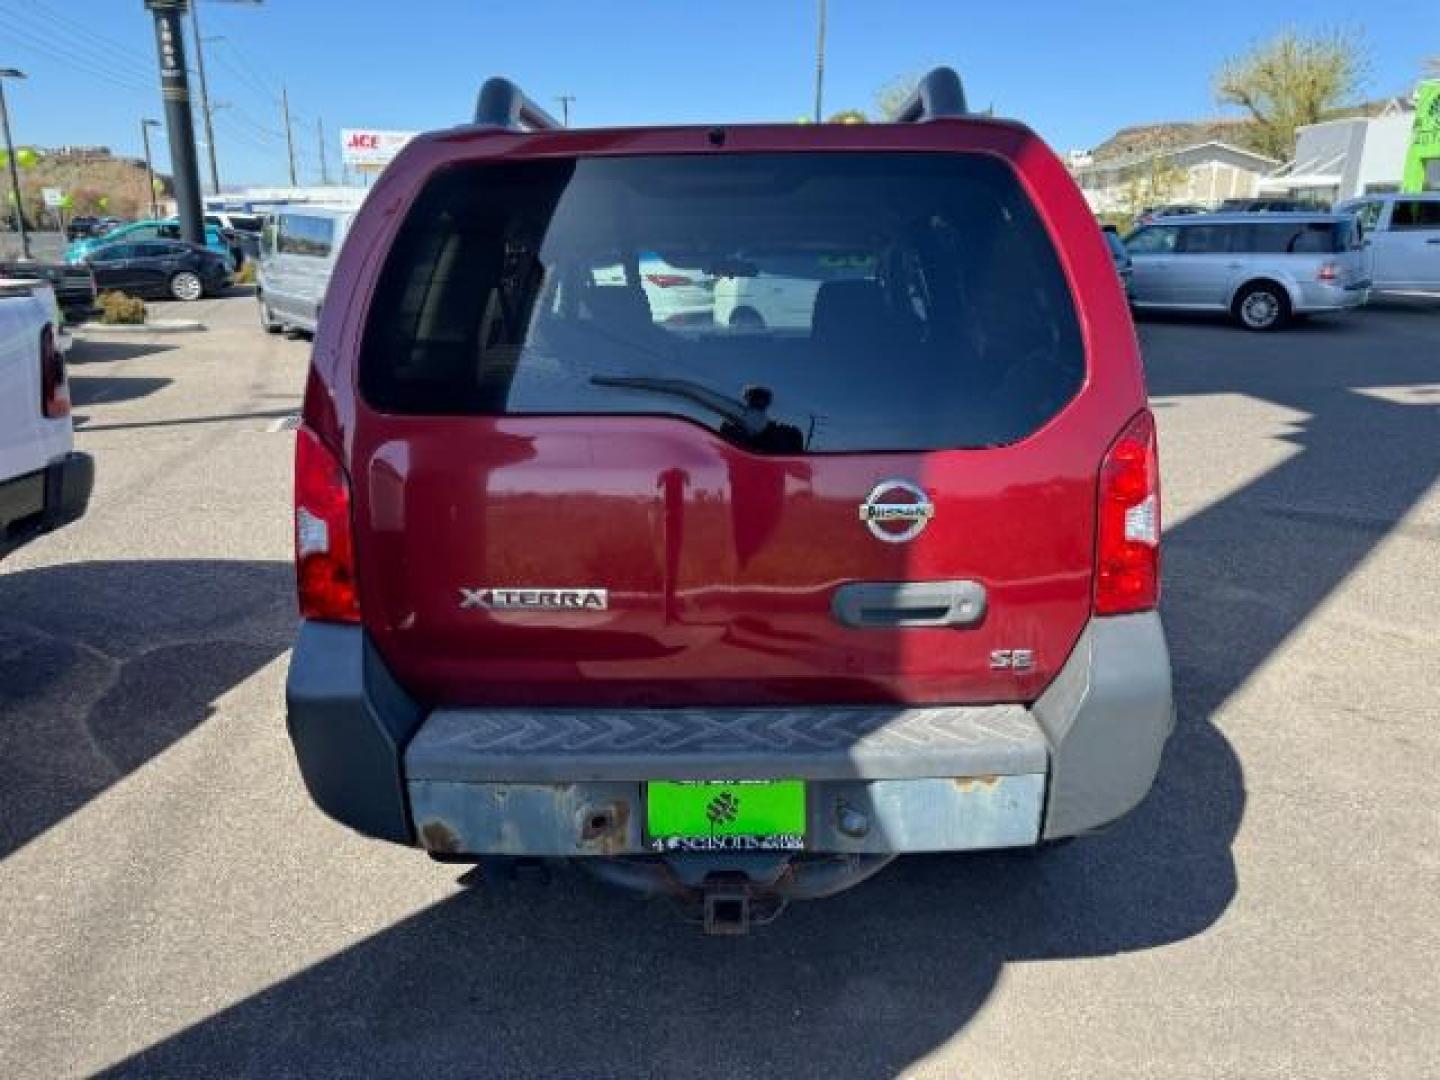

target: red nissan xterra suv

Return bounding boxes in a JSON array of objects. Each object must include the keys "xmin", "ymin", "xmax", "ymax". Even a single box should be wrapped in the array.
[{"xmin": 286, "ymin": 69, "xmax": 1173, "ymax": 932}]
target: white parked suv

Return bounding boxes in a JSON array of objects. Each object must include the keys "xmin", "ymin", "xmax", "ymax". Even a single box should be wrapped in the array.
[
  {"xmin": 1336, "ymin": 193, "xmax": 1440, "ymax": 293},
  {"xmin": 713, "ymin": 252, "xmax": 877, "ymax": 330},
  {"xmin": 590, "ymin": 252, "xmax": 716, "ymax": 327},
  {"xmin": 0, "ymin": 278, "xmax": 93, "ymax": 560}
]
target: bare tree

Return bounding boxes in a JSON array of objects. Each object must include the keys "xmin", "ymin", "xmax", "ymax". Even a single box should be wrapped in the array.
[
  {"xmin": 1215, "ymin": 28, "xmax": 1371, "ymax": 160},
  {"xmin": 875, "ymin": 72, "xmax": 922, "ymax": 119}
]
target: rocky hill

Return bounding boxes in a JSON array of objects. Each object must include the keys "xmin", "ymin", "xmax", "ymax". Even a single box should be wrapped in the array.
[
  {"xmin": 6, "ymin": 149, "xmax": 173, "ymax": 224},
  {"xmin": 1090, "ymin": 99, "xmax": 1409, "ymax": 164},
  {"xmin": 1091, "ymin": 119, "xmax": 1267, "ymax": 162}
]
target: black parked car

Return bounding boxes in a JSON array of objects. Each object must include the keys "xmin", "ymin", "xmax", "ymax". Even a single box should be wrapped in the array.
[
  {"xmin": 84, "ymin": 240, "xmax": 230, "ymax": 301},
  {"xmin": 66, "ymin": 215, "xmax": 103, "ymax": 241}
]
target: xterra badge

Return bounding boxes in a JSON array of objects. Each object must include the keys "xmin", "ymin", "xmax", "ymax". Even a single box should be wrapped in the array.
[{"xmin": 460, "ymin": 587, "xmax": 609, "ymax": 611}]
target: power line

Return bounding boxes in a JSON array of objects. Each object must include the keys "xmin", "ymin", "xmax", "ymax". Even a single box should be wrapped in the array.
[
  {"xmin": 28, "ymin": 0, "xmax": 158, "ymax": 72},
  {"xmin": 0, "ymin": 20, "xmax": 153, "ymax": 97},
  {"xmin": 3, "ymin": 5, "xmax": 158, "ymax": 89},
  {"xmin": 226, "ymin": 107, "xmax": 284, "ymax": 145},
  {"xmin": 212, "ymin": 115, "xmax": 275, "ymax": 156},
  {"xmin": 211, "ymin": 37, "xmax": 281, "ymax": 106},
  {"xmin": 209, "ymin": 46, "xmax": 278, "ymax": 107}
]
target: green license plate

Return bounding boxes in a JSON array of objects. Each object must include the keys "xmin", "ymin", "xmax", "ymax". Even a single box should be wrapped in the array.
[{"xmin": 645, "ymin": 780, "xmax": 806, "ymax": 852}]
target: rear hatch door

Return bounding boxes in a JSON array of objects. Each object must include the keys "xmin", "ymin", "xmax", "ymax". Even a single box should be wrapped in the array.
[{"xmin": 352, "ymin": 150, "xmax": 1106, "ymax": 707}]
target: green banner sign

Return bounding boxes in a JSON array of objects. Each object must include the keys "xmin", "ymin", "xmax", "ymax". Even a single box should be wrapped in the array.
[{"xmin": 1402, "ymin": 80, "xmax": 1440, "ymax": 193}]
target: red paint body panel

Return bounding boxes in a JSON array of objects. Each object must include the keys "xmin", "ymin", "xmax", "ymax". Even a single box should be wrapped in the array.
[{"xmin": 309, "ymin": 119, "xmax": 1148, "ymax": 709}]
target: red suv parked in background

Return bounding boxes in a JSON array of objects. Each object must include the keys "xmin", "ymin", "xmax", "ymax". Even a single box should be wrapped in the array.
[{"xmin": 287, "ymin": 69, "xmax": 1173, "ymax": 932}]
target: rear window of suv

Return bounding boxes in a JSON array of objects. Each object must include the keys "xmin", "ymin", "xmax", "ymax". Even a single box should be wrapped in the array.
[{"xmin": 360, "ymin": 153, "xmax": 1084, "ymax": 453}]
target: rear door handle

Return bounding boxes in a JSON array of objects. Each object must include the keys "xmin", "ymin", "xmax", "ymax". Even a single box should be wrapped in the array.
[
  {"xmin": 1427, "ymin": 239, "xmax": 1440, "ymax": 245},
  {"xmin": 831, "ymin": 581, "xmax": 987, "ymax": 629}
]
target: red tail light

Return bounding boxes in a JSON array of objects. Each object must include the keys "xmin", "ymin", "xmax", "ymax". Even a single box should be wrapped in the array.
[
  {"xmin": 294, "ymin": 424, "xmax": 360, "ymax": 623},
  {"xmin": 644, "ymin": 273, "xmax": 693, "ymax": 288},
  {"xmin": 39, "ymin": 325, "xmax": 71, "ymax": 419},
  {"xmin": 1316, "ymin": 262, "xmax": 1338, "ymax": 283},
  {"xmin": 1095, "ymin": 410, "xmax": 1161, "ymax": 615}
]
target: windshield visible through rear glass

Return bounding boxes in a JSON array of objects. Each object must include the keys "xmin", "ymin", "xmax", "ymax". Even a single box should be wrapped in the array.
[{"xmin": 360, "ymin": 153, "xmax": 1084, "ymax": 453}]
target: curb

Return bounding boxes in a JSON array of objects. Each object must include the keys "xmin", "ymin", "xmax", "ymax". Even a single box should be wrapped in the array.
[{"xmin": 76, "ymin": 319, "xmax": 206, "ymax": 334}]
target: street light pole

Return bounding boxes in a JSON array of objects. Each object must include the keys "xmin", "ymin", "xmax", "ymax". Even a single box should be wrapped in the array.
[
  {"xmin": 142, "ymin": 1, "xmax": 205, "ymax": 243},
  {"xmin": 0, "ymin": 68, "xmax": 32, "ymax": 261},
  {"xmin": 141, "ymin": 118, "xmax": 162, "ymax": 219},
  {"xmin": 189, "ymin": 0, "xmax": 221, "ymax": 193},
  {"xmin": 813, "ymin": 0, "xmax": 827, "ymax": 124},
  {"xmin": 280, "ymin": 84, "xmax": 297, "ymax": 186},
  {"xmin": 554, "ymin": 95, "xmax": 574, "ymax": 127},
  {"xmin": 316, "ymin": 118, "xmax": 329, "ymax": 185}
]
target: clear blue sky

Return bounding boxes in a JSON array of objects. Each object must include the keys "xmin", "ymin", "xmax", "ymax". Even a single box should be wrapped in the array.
[{"xmin": 1, "ymin": 0, "xmax": 1435, "ymax": 188}]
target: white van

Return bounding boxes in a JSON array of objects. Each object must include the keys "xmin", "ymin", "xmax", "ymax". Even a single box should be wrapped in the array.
[
  {"xmin": 257, "ymin": 207, "xmax": 355, "ymax": 334},
  {"xmin": 1335, "ymin": 193, "xmax": 1440, "ymax": 294}
]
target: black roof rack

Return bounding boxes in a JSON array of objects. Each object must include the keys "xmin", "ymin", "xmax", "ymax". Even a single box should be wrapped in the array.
[
  {"xmin": 892, "ymin": 67, "xmax": 968, "ymax": 122},
  {"xmin": 473, "ymin": 77, "xmax": 563, "ymax": 131}
]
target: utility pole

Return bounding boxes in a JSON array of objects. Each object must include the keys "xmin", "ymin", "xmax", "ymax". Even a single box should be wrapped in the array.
[
  {"xmin": 316, "ymin": 118, "xmax": 329, "ymax": 184},
  {"xmin": 0, "ymin": 68, "xmax": 31, "ymax": 260},
  {"xmin": 143, "ymin": 1, "xmax": 204, "ymax": 243},
  {"xmin": 280, "ymin": 84, "xmax": 297, "ymax": 186},
  {"xmin": 813, "ymin": 0, "xmax": 827, "ymax": 123},
  {"xmin": 140, "ymin": 118, "xmax": 162, "ymax": 218},
  {"xmin": 554, "ymin": 95, "xmax": 575, "ymax": 127},
  {"xmin": 188, "ymin": 0, "xmax": 220, "ymax": 193}
]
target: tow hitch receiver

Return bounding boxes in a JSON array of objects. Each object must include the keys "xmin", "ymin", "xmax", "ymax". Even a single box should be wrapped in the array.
[{"xmin": 702, "ymin": 888, "xmax": 753, "ymax": 936}]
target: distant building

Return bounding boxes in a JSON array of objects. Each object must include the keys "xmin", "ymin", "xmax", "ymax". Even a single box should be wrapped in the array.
[
  {"xmin": 203, "ymin": 186, "xmax": 370, "ymax": 212},
  {"xmin": 1260, "ymin": 100, "xmax": 1416, "ymax": 204},
  {"xmin": 1065, "ymin": 149, "xmax": 1094, "ymax": 171},
  {"xmin": 1073, "ymin": 141, "xmax": 1280, "ymax": 212},
  {"xmin": 50, "ymin": 145, "xmax": 114, "ymax": 159}
]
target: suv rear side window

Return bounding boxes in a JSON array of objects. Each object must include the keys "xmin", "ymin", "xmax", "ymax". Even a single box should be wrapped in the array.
[
  {"xmin": 1177, "ymin": 224, "xmax": 1234, "ymax": 254},
  {"xmin": 360, "ymin": 153, "xmax": 1084, "ymax": 453},
  {"xmin": 1240, "ymin": 221, "xmax": 1349, "ymax": 253},
  {"xmin": 1391, "ymin": 200, "xmax": 1440, "ymax": 230},
  {"xmin": 278, "ymin": 215, "xmax": 335, "ymax": 257}
]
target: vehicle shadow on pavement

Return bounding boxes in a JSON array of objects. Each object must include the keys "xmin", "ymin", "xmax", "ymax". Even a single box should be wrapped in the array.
[
  {"xmin": 0, "ymin": 560, "xmax": 293, "ymax": 863},
  {"xmin": 65, "ymin": 339, "xmax": 178, "ymax": 365},
  {"xmin": 68, "ymin": 374, "xmax": 174, "ymax": 409},
  {"xmin": 96, "ymin": 305, "xmax": 1440, "ymax": 1076}
]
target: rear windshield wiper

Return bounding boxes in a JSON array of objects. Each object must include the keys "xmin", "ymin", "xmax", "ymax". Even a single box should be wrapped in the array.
[{"xmin": 590, "ymin": 375, "xmax": 773, "ymax": 438}]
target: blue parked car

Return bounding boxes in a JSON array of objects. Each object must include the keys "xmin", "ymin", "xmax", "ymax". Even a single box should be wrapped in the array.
[{"xmin": 66, "ymin": 219, "xmax": 235, "ymax": 270}]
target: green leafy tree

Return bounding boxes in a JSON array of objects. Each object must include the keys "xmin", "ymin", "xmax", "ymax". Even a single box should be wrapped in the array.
[
  {"xmin": 1214, "ymin": 28, "xmax": 1370, "ymax": 160},
  {"xmin": 827, "ymin": 109, "xmax": 867, "ymax": 124}
]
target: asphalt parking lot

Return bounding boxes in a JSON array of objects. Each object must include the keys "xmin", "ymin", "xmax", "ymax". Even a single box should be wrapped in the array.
[{"xmin": 1, "ymin": 290, "xmax": 1437, "ymax": 1078}]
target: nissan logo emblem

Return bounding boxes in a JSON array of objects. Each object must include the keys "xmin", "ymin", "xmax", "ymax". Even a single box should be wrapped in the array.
[{"xmin": 858, "ymin": 479, "xmax": 934, "ymax": 543}]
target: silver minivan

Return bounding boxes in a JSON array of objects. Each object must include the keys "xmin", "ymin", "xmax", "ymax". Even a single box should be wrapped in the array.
[
  {"xmin": 1335, "ymin": 193, "xmax": 1440, "ymax": 294},
  {"xmin": 1125, "ymin": 213, "xmax": 1369, "ymax": 330},
  {"xmin": 257, "ymin": 207, "xmax": 356, "ymax": 334}
]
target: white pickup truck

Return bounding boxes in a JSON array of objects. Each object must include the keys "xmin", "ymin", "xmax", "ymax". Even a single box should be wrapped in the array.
[{"xmin": 0, "ymin": 277, "xmax": 93, "ymax": 560}]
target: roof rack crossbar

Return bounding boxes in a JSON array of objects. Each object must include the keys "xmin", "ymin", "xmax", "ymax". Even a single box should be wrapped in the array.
[
  {"xmin": 892, "ymin": 67, "xmax": 968, "ymax": 122},
  {"xmin": 473, "ymin": 77, "xmax": 563, "ymax": 131}
]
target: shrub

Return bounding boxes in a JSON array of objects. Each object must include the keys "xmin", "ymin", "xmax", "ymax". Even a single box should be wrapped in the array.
[
  {"xmin": 234, "ymin": 260, "xmax": 257, "ymax": 285},
  {"xmin": 1097, "ymin": 211, "xmax": 1137, "ymax": 235},
  {"xmin": 96, "ymin": 290, "xmax": 146, "ymax": 325}
]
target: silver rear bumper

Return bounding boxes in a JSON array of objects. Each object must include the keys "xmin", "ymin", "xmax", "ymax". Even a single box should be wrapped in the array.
[{"xmin": 394, "ymin": 613, "xmax": 1173, "ymax": 857}]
